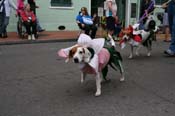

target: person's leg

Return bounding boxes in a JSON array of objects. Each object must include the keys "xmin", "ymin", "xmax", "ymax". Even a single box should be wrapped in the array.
[
  {"xmin": 31, "ymin": 21, "xmax": 37, "ymax": 40},
  {"xmin": 83, "ymin": 25, "xmax": 90, "ymax": 36},
  {"xmin": 0, "ymin": 13, "xmax": 3, "ymax": 37},
  {"xmin": 31, "ymin": 21, "xmax": 37, "ymax": 35},
  {"xmin": 169, "ymin": 16, "xmax": 175, "ymax": 53},
  {"xmin": 23, "ymin": 21, "xmax": 32, "ymax": 40},
  {"xmin": 36, "ymin": 17, "xmax": 45, "ymax": 32},
  {"xmin": 90, "ymin": 25, "xmax": 97, "ymax": 38},
  {"xmin": 1, "ymin": 16, "xmax": 9, "ymax": 38}
]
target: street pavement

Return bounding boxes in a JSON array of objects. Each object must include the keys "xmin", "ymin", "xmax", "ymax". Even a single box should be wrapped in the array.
[{"xmin": 0, "ymin": 40, "xmax": 175, "ymax": 116}]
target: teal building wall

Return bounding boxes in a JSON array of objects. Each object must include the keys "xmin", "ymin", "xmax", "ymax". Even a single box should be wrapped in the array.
[{"xmin": 7, "ymin": 0, "xmax": 90, "ymax": 32}]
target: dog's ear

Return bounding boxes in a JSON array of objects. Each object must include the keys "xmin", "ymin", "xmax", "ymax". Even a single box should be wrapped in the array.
[{"xmin": 66, "ymin": 47, "xmax": 77, "ymax": 62}]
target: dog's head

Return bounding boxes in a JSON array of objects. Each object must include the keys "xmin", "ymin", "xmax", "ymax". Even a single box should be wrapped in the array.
[
  {"xmin": 119, "ymin": 25, "xmax": 133, "ymax": 41},
  {"xmin": 145, "ymin": 15, "xmax": 156, "ymax": 30},
  {"xmin": 68, "ymin": 46, "xmax": 94, "ymax": 63}
]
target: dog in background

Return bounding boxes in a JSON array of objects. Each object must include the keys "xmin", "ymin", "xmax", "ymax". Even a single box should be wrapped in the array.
[
  {"xmin": 58, "ymin": 34, "xmax": 125, "ymax": 96},
  {"xmin": 119, "ymin": 16, "xmax": 158, "ymax": 59}
]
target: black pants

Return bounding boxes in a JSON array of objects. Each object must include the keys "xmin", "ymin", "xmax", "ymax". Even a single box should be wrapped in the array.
[
  {"xmin": 0, "ymin": 13, "xmax": 4, "ymax": 35},
  {"xmin": 78, "ymin": 23, "xmax": 97, "ymax": 38},
  {"xmin": 106, "ymin": 16, "xmax": 115, "ymax": 31},
  {"xmin": 23, "ymin": 21, "xmax": 37, "ymax": 35}
]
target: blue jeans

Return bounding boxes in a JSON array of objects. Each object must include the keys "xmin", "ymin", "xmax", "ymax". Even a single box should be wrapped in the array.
[
  {"xmin": 167, "ymin": 1, "xmax": 175, "ymax": 53},
  {"xmin": 169, "ymin": 15, "xmax": 175, "ymax": 53},
  {"xmin": 0, "ymin": 16, "xmax": 9, "ymax": 35},
  {"xmin": 36, "ymin": 17, "xmax": 43, "ymax": 31}
]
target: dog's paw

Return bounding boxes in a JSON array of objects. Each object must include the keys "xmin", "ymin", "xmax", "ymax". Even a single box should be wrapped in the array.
[
  {"xmin": 80, "ymin": 80, "xmax": 84, "ymax": 83},
  {"xmin": 120, "ymin": 77, "xmax": 125, "ymax": 82},
  {"xmin": 147, "ymin": 52, "xmax": 151, "ymax": 57},
  {"xmin": 128, "ymin": 55, "xmax": 133, "ymax": 59},
  {"xmin": 136, "ymin": 52, "xmax": 140, "ymax": 56},
  {"xmin": 95, "ymin": 91, "xmax": 101, "ymax": 97}
]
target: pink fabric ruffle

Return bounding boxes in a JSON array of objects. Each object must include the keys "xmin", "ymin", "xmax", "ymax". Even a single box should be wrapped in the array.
[{"xmin": 58, "ymin": 49, "xmax": 68, "ymax": 58}]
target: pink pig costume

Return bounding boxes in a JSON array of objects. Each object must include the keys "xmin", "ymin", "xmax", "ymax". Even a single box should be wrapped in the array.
[{"xmin": 58, "ymin": 34, "xmax": 110, "ymax": 74}]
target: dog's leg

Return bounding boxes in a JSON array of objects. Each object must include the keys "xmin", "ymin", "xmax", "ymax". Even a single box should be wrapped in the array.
[
  {"xmin": 129, "ymin": 45, "xmax": 134, "ymax": 59},
  {"xmin": 95, "ymin": 73, "xmax": 102, "ymax": 96},
  {"xmin": 147, "ymin": 48, "xmax": 151, "ymax": 57},
  {"xmin": 118, "ymin": 60, "xmax": 125, "ymax": 82},
  {"xmin": 147, "ymin": 41, "xmax": 151, "ymax": 57},
  {"xmin": 135, "ymin": 45, "xmax": 141, "ymax": 56},
  {"xmin": 80, "ymin": 72, "xmax": 86, "ymax": 83}
]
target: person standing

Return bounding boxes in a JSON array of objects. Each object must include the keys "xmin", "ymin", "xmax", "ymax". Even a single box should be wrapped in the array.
[
  {"xmin": 139, "ymin": 0, "xmax": 155, "ymax": 29},
  {"xmin": 105, "ymin": 0, "xmax": 118, "ymax": 47},
  {"xmin": 0, "ymin": 0, "xmax": 17, "ymax": 38},
  {"xmin": 164, "ymin": 0, "xmax": 175, "ymax": 56},
  {"xmin": 17, "ymin": 0, "xmax": 25, "ymax": 16},
  {"xmin": 0, "ymin": 0, "xmax": 5, "ymax": 38}
]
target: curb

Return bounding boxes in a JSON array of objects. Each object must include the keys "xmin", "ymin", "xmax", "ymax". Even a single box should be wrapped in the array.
[{"xmin": 0, "ymin": 38, "xmax": 77, "ymax": 46}]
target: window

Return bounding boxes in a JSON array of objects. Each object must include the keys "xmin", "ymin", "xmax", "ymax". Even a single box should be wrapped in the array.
[
  {"xmin": 50, "ymin": 0, "xmax": 72, "ymax": 7},
  {"xmin": 131, "ymin": 3, "xmax": 137, "ymax": 18},
  {"xmin": 155, "ymin": 0, "xmax": 167, "ymax": 5}
]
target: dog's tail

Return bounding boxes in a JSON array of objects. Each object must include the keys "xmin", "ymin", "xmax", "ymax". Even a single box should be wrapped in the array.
[
  {"xmin": 102, "ymin": 47, "xmax": 124, "ymax": 80},
  {"xmin": 108, "ymin": 47, "xmax": 123, "ymax": 73}
]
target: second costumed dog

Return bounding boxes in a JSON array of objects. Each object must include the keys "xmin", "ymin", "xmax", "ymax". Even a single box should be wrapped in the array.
[
  {"xmin": 58, "ymin": 34, "xmax": 125, "ymax": 96},
  {"xmin": 119, "ymin": 16, "xmax": 158, "ymax": 59}
]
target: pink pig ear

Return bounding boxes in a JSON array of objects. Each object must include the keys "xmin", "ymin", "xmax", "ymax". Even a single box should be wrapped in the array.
[{"xmin": 58, "ymin": 49, "xmax": 68, "ymax": 58}]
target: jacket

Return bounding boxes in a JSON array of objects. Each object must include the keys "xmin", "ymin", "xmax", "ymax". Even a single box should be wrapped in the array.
[
  {"xmin": 21, "ymin": 10, "xmax": 36, "ymax": 22},
  {"xmin": 4, "ymin": 0, "xmax": 17, "ymax": 17}
]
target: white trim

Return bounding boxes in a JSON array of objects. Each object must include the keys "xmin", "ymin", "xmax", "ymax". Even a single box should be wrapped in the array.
[{"xmin": 49, "ymin": 6, "xmax": 74, "ymax": 10}]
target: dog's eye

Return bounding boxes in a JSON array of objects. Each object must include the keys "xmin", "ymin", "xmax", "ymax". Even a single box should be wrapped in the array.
[{"xmin": 79, "ymin": 51, "xmax": 83, "ymax": 54}]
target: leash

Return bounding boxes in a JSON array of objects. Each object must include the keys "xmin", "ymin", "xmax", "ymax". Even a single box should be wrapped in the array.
[{"xmin": 138, "ymin": 1, "xmax": 155, "ymax": 23}]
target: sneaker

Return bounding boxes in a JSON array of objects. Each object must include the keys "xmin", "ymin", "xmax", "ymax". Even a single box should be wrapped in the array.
[
  {"xmin": 32, "ymin": 34, "xmax": 35, "ymax": 40},
  {"xmin": 2, "ymin": 33, "xmax": 8, "ymax": 38},
  {"xmin": 38, "ymin": 29, "xmax": 45, "ymax": 32},
  {"xmin": 164, "ymin": 49, "xmax": 175, "ymax": 56},
  {"xmin": 28, "ymin": 35, "xmax": 32, "ymax": 40}
]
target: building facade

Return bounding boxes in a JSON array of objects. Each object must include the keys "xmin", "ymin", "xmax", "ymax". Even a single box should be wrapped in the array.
[
  {"xmin": 8, "ymin": 0, "xmax": 91, "ymax": 32},
  {"xmin": 8, "ymin": 0, "xmax": 166, "ymax": 32}
]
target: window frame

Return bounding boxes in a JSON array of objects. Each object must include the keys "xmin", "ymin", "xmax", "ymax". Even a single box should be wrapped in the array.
[{"xmin": 49, "ymin": 0, "xmax": 74, "ymax": 9}]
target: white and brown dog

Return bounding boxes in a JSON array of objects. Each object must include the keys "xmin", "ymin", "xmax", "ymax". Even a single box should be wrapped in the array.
[
  {"xmin": 58, "ymin": 34, "xmax": 125, "ymax": 96},
  {"xmin": 119, "ymin": 16, "xmax": 158, "ymax": 59}
]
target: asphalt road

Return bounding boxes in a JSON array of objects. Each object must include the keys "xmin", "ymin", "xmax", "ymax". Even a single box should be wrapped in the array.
[{"xmin": 0, "ymin": 40, "xmax": 175, "ymax": 116}]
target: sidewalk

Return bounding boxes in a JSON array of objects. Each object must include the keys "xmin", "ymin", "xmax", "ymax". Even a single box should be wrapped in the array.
[
  {"xmin": 0, "ymin": 30, "xmax": 165, "ymax": 45},
  {"xmin": 0, "ymin": 31, "xmax": 80, "ymax": 45}
]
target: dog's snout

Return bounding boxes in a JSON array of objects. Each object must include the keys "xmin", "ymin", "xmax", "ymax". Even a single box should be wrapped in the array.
[{"xmin": 74, "ymin": 58, "xmax": 79, "ymax": 63}]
